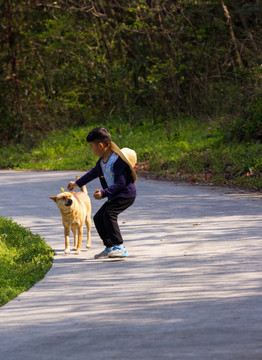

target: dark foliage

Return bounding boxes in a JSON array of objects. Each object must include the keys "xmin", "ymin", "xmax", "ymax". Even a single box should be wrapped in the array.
[{"xmin": 1, "ymin": 1, "xmax": 262, "ymax": 144}]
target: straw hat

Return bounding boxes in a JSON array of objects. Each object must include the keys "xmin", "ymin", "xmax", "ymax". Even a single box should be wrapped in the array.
[{"xmin": 110, "ymin": 141, "xmax": 138, "ymax": 182}]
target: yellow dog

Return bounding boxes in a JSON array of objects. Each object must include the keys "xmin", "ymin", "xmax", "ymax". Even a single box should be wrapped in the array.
[{"xmin": 50, "ymin": 181, "xmax": 91, "ymax": 254}]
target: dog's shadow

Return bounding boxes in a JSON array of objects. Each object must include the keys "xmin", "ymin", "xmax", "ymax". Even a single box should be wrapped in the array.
[
  {"xmin": 53, "ymin": 249, "xmax": 88, "ymax": 262},
  {"xmin": 53, "ymin": 249, "xmax": 129, "ymax": 264}
]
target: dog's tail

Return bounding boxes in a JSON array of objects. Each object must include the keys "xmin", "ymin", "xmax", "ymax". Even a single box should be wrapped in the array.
[{"xmin": 76, "ymin": 176, "xmax": 87, "ymax": 194}]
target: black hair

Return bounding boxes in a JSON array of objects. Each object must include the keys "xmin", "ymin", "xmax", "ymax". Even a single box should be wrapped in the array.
[{"xmin": 86, "ymin": 127, "xmax": 111, "ymax": 146}]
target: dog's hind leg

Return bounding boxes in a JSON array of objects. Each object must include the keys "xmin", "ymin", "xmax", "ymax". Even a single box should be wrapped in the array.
[
  {"xmin": 64, "ymin": 227, "xmax": 71, "ymax": 254},
  {"xmin": 85, "ymin": 214, "xmax": 91, "ymax": 248}
]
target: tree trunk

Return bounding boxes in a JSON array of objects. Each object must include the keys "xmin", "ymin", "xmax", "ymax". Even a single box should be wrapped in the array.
[
  {"xmin": 7, "ymin": 0, "xmax": 22, "ymax": 112},
  {"xmin": 221, "ymin": 1, "xmax": 243, "ymax": 67}
]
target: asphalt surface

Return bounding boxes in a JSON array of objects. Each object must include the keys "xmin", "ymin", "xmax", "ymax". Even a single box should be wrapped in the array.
[{"xmin": 0, "ymin": 170, "xmax": 262, "ymax": 360}]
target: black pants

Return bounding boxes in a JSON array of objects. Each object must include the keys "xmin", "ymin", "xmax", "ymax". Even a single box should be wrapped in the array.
[{"xmin": 93, "ymin": 197, "xmax": 135, "ymax": 248}]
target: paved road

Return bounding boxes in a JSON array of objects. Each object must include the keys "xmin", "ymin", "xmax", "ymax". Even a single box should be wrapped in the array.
[{"xmin": 0, "ymin": 170, "xmax": 262, "ymax": 360}]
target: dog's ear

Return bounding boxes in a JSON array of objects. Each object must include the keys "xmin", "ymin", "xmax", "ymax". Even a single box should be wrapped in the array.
[{"xmin": 49, "ymin": 196, "xmax": 57, "ymax": 202}]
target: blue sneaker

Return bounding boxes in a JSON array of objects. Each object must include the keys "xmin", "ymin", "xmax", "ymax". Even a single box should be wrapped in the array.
[
  {"xmin": 94, "ymin": 247, "xmax": 113, "ymax": 259},
  {"xmin": 108, "ymin": 245, "xmax": 128, "ymax": 258}
]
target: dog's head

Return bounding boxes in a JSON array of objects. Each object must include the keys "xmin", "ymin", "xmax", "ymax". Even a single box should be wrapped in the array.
[{"xmin": 49, "ymin": 192, "xmax": 75, "ymax": 210}]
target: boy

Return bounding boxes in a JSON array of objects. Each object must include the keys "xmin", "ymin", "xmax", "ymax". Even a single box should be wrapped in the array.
[{"xmin": 67, "ymin": 127, "xmax": 137, "ymax": 259}]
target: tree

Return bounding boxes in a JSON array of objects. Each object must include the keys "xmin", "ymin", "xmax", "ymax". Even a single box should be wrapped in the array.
[{"xmin": 0, "ymin": 0, "xmax": 261, "ymax": 143}]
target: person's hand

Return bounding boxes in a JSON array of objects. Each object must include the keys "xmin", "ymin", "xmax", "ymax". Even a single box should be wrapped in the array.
[
  {"xmin": 93, "ymin": 189, "xmax": 102, "ymax": 200},
  {"xmin": 67, "ymin": 181, "xmax": 77, "ymax": 191}
]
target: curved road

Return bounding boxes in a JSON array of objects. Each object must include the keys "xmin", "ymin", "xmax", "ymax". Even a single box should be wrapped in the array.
[{"xmin": 0, "ymin": 170, "xmax": 262, "ymax": 360}]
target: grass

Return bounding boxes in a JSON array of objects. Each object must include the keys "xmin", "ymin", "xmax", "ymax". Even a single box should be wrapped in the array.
[
  {"xmin": 0, "ymin": 217, "xmax": 54, "ymax": 306},
  {"xmin": 1, "ymin": 117, "xmax": 262, "ymax": 190}
]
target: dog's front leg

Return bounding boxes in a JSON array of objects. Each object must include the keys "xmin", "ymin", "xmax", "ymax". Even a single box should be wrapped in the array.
[
  {"xmin": 76, "ymin": 227, "xmax": 83, "ymax": 254},
  {"xmin": 64, "ymin": 227, "xmax": 70, "ymax": 254},
  {"xmin": 72, "ymin": 228, "xmax": 78, "ymax": 251}
]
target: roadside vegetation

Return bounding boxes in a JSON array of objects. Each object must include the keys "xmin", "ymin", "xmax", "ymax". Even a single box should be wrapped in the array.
[
  {"xmin": 1, "ymin": 118, "xmax": 262, "ymax": 191},
  {"xmin": 1, "ymin": 1, "xmax": 262, "ymax": 191},
  {"xmin": 0, "ymin": 217, "xmax": 54, "ymax": 306}
]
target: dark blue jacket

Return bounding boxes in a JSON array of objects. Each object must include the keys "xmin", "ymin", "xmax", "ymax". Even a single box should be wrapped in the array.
[{"xmin": 76, "ymin": 156, "xmax": 137, "ymax": 201}]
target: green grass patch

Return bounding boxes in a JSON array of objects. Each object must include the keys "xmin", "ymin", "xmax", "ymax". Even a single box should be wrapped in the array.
[
  {"xmin": 0, "ymin": 217, "xmax": 54, "ymax": 306},
  {"xmin": 0, "ymin": 119, "xmax": 223, "ymax": 170},
  {"xmin": 1, "ymin": 118, "xmax": 262, "ymax": 190}
]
